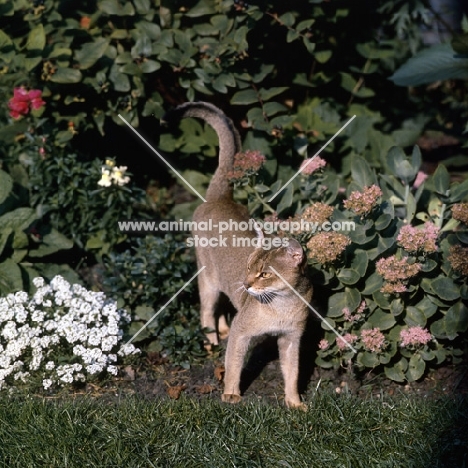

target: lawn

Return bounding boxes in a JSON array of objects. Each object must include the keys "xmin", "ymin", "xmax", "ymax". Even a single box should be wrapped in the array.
[{"xmin": 0, "ymin": 392, "xmax": 466, "ymax": 467}]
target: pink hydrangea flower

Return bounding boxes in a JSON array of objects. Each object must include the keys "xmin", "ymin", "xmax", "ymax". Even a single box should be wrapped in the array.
[
  {"xmin": 337, "ymin": 333, "xmax": 358, "ymax": 351},
  {"xmin": 300, "ymin": 156, "xmax": 327, "ymax": 175},
  {"xmin": 400, "ymin": 326, "xmax": 432, "ymax": 347},
  {"xmin": 376, "ymin": 256, "xmax": 421, "ymax": 283},
  {"xmin": 318, "ymin": 339, "xmax": 329, "ymax": 350},
  {"xmin": 227, "ymin": 150, "xmax": 266, "ymax": 180},
  {"xmin": 343, "ymin": 301, "xmax": 366, "ymax": 322},
  {"xmin": 8, "ymin": 87, "xmax": 45, "ymax": 119},
  {"xmin": 413, "ymin": 171, "xmax": 428, "ymax": 189},
  {"xmin": 361, "ymin": 328, "xmax": 386, "ymax": 352},
  {"xmin": 397, "ymin": 222, "xmax": 439, "ymax": 254}
]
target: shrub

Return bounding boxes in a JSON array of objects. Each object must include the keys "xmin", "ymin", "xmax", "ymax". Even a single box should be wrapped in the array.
[
  {"xmin": 0, "ymin": 275, "xmax": 139, "ymax": 392},
  {"xmin": 270, "ymin": 147, "xmax": 468, "ymax": 382},
  {"xmin": 102, "ymin": 235, "xmax": 206, "ymax": 368}
]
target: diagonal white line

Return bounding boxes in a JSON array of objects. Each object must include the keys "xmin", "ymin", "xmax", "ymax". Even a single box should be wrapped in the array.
[
  {"xmin": 269, "ymin": 266, "xmax": 357, "ymax": 353},
  {"xmin": 122, "ymin": 266, "xmax": 206, "ymax": 347},
  {"xmin": 268, "ymin": 115, "xmax": 356, "ymax": 202},
  {"xmin": 118, "ymin": 114, "xmax": 207, "ymax": 202}
]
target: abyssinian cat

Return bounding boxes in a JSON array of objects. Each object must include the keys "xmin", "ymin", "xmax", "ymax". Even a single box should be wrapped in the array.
[{"xmin": 168, "ymin": 102, "xmax": 313, "ymax": 409}]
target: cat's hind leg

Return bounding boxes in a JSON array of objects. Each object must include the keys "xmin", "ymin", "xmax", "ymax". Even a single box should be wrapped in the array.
[{"xmin": 197, "ymin": 268, "xmax": 221, "ymax": 348}]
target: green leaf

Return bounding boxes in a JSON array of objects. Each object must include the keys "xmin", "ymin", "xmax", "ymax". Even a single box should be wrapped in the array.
[
  {"xmin": 50, "ymin": 68, "xmax": 83, "ymax": 83},
  {"xmin": 337, "ymin": 268, "xmax": 360, "ymax": 285},
  {"xmin": 0, "ymin": 170, "xmax": 13, "ymax": 205},
  {"xmin": 350, "ymin": 250, "xmax": 368, "ymax": 276},
  {"xmin": 449, "ymin": 178, "xmax": 468, "ymax": 203},
  {"xmin": 386, "ymin": 146, "xmax": 419, "ymax": 183},
  {"xmin": 28, "ymin": 229, "xmax": 73, "ymax": 258},
  {"xmin": 230, "ymin": 89, "xmax": 258, "ymax": 105},
  {"xmin": 0, "ymin": 259, "xmax": 23, "ymax": 294},
  {"xmin": 259, "ymin": 87, "xmax": 288, "ymax": 101},
  {"xmin": 327, "ymin": 287, "xmax": 361, "ymax": 317},
  {"xmin": 389, "ymin": 43, "xmax": 468, "ymax": 86},
  {"xmin": 362, "ymin": 272, "xmax": 383, "ymax": 295},
  {"xmin": 99, "ymin": 0, "xmax": 135, "ymax": 15},
  {"xmin": 26, "ymin": 24, "xmax": 45, "ymax": 51},
  {"xmin": 0, "ymin": 208, "xmax": 36, "ymax": 231},
  {"xmin": 275, "ymin": 183, "xmax": 294, "ymax": 215},
  {"xmin": 24, "ymin": 24, "xmax": 45, "ymax": 70},
  {"xmin": 384, "ymin": 358, "xmax": 407, "ymax": 382},
  {"xmin": 351, "ymin": 156, "xmax": 376, "ymax": 188},
  {"xmin": 445, "ymin": 301, "xmax": 468, "ymax": 338},
  {"xmin": 302, "ymin": 37, "xmax": 315, "ymax": 54},
  {"xmin": 135, "ymin": 305, "xmax": 155, "ymax": 322},
  {"xmin": 373, "ymin": 290, "xmax": 391, "ymax": 310},
  {"xmin": 432, "ymin": 164, "xmax": 450, "ymax": 195},
  {"xmin": 406, "ymin": 353, "xmax": 425, "ymax": 381},
  {"xmin": 368, "ymin": 308, "xmax": 396, "ymax": 330},
  {"xmin": 374, "ymin": 213, "xmax": 392, "ymax": 231},
  {"xmin": 140, "ymin": 60, "xmax": 161, "ymax": 73},
  {"xmin": 186, "ymin": 0, "xmax": 216, "ymax": 17},
  {"xmin": 431, "ymin": 276, "xmax": 460, "ymax": 301},
  {"xmin": 415, "ymin": 296, "xmax": 438, "ymax": 319},
  {"xmin": 110, "ymin": 64, "xmax": 131, "ymax": 91},
  {"xmin": 75, "ymin": 38, "xmax": 109, "ymax": 70},
  {"xmin": 357, "ymin": 351, "xmax": 380, "ymax": 368},
  {"xmin": 390, "ymin": 299, "xmax": 404, "ymax": 316},
  {"xmin": 405, "ymin": 306, "xmax": 426, "ymax": 327}
]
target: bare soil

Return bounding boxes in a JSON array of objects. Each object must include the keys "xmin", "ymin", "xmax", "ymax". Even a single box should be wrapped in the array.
[{"xmin": 95, "ymin": 335, "xmax": 468, "ymax": 404}]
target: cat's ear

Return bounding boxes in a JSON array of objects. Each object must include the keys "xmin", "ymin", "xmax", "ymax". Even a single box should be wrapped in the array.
[{"xmin": 284, "ymin": 238, "xmax": 305, "ymax": 267}]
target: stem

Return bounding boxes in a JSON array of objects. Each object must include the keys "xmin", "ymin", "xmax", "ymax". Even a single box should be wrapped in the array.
[
  {"xmin": 437, "ymin": 203, "xmax": 446, "ymax": 229},
  {"xmin": 253, "ymin": 188, "xmax": 275, "ymax": 214}
]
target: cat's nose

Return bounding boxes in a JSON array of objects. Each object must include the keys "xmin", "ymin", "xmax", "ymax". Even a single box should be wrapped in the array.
[{"xmin": 243, "ymin": 281, "xmax": 251, "ymax": 289}]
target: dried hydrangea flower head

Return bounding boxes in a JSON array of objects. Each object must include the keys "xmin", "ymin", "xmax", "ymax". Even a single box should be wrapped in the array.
[
  {"xmin": 448, "ymin": 245, "xmax": 468, "ymax": 276},
  {"xmin": 451, "ymin": 203, "xmax": 468, "ymax": 225},
  {"xmin": 306, "ymin": 232, "xmax": 350, "ymax": 264},
  {"xmin": 344, "ymin": 185, "xmax": 383, "ymax": 217},
  {"xmin": 301, "ymin": 202, "xmax": 334, "ymax": 225}
]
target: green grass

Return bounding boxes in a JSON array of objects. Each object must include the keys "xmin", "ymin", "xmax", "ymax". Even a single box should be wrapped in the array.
[{"xmin": 0, "ymin": 392, "xmax": 466, "ymax": 467}]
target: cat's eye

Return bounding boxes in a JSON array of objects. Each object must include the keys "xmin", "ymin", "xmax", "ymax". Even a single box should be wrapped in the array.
[{"xmin": 259, "ymin": 272, "xmax": 272, "ymax": 279}]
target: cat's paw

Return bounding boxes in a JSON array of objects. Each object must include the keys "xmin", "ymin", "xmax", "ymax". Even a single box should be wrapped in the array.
[
  {"xmin": 222, "ymin": 393, "xmax": 242, "ymax": 404},
  {"xmin": 285, "ymin": 399, "xmax": 308, "ymax": 412}
]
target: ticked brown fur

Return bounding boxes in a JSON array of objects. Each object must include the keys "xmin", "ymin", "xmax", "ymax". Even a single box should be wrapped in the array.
[{"xmin": 169, "ymin": 102, "xmax": 313, "ymax": 409}]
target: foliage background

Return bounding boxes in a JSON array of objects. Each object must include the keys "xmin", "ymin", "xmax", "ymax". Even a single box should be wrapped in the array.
[{"xmin": 0, "ymin": 0, "xmax": 467, "ymax": 378}]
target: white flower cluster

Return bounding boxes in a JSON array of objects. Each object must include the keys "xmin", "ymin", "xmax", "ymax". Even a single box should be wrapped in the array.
[
  {"xmin": 98, "ymin": 159, "xmax": 130, "ymax": 187},
  {"xmin": 0, "ymin": 276, "xmax": 139, "ymax": 391}
]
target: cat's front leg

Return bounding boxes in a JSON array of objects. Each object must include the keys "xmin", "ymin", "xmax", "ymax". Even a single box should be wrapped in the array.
[
  {"xmin": 278, "ymin": 332, "xmax": 307, "ymax": 411},
  {"xmin": 222, "ymin": 330, "xmax": 251, "ymax": 404}
]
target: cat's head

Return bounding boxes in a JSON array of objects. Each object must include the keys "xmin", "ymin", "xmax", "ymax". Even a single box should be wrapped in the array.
[{"xmin": 243, "ymin": 238, "xmax": 307, "ymax": 302}]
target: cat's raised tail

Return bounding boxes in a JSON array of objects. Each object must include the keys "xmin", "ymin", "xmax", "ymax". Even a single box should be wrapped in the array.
[{"xmin": 166, "ymin": 102, "xmax": 242, "ymax": 202}]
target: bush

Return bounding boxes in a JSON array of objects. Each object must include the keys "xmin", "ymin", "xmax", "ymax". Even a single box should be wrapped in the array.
[
  {"xmin": 0, "ymin": 275, "xmax": 139, "ymax": 392},
  {"xmin": 102, "ymin": 235, "xmax": 206, "ymax": 367}
]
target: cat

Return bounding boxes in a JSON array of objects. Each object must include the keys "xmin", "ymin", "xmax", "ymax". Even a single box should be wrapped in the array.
[{"xmin": 167, "ymin": 102, "xmax": 313, "ymax": 409}]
